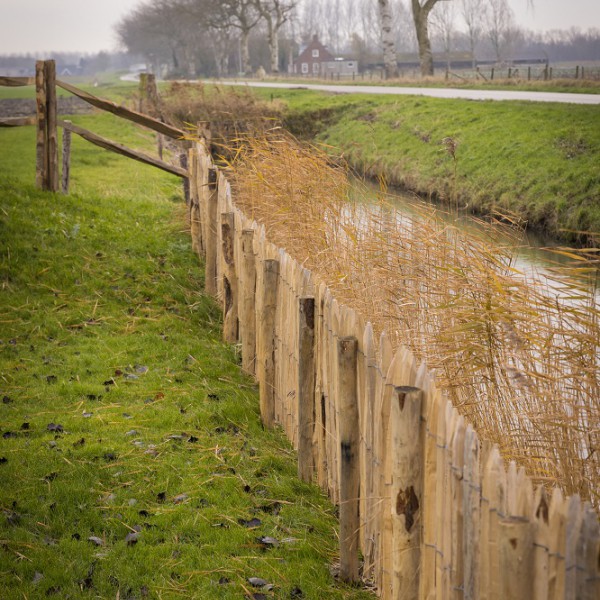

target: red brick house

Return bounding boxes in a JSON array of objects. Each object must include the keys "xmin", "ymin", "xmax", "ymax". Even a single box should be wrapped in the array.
[{"xmin": 293, "ymin": 35, "xmax": 335, "ymax": 76}]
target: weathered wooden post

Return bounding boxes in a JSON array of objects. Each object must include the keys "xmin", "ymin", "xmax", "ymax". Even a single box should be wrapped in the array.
[
  {"xmin": 35, "ymin": 60, "xmax": 58, "ymax": 192},
  {"xmin": 338, "ymin": 335, "xmax": 360, "ymax": 583},
  {"xmin": 575, "ymin": 65, "xmax": 580, "ymax": 80},
  {"xmin": 61, "ymin": 121, "xmax": 72, "ymax": 194},
  {"xmin": 35, "ymin": 60, "xmax": 47, "ymax": 190},
  {"xmin": 205, "ymin": 167, "xmax": 219, "ymax": 296},
  {"xmin": 45, "ymin": 60, "xmax": 58, "ymax": 192},
  {"xmin": 297, "ymin": 296, "xmax": 316, "ymax": 482},
  {"xmin": 221, "ymin": 212, "xmax": 238, "ymax": 343},
  {"xmin": 138, "ymin": 72, "xmax": 148, "ymax": 113},
  {"xmin": 391, "ymin": 385, "xmax": 423, "ymax": 598},
  {"xmin": 498, "ymin": 516, "xmax": 534, "ymax": 599},
  {"xmin": 240, "ymin": 229, "xmax": 257, "ymax": 375},
  {"xmin": 258, "ymin": 259, "xmax": 279, "ymax": 428}
]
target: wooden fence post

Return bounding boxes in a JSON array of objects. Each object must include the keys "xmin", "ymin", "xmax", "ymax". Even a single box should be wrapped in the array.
[
  {"xmin": 258, "ymin": 259, "xmax": 279, "ymax": 428},
  {"xmin": 221, "ymin": 212, "xmax": 238, "ymax": 343},
  {"xmin": 180, "ymin": 144, "xmax": 192, "ymax": 205},
  {"xmin": 45, "ymin": 60, "xmax": 59, "ymax": 192},
  {"xmin": 338, "ymin": 335, "xmax": 360, "ymax": 583},
  {"xmin": 35, "ymin": 60, "xmax": 47, "ymax": 190},
  {"xmin": 240, "ymin": 229, "xmax": 256, "ymax": 375},
  {"xmin": 498, "ymin": 516, "xmax": 534, "ymax": 599},
  {"xmin": 391, "ymin": 385, "xmax": 423, "ymax": 598},
  {"xmin": 61, "ymin": 121, "xmax": 71, "ymax": 194},
  {"xmin": 138, "ymin": 72, "xmax": 148, "ymax": 112},
  {"xmin": 35, "ymin": 60, "xmax": 58, "ymax": 192},
  {"xmin": 205, "ymin": 167, "xmax": 219, "ymax": 296},
  {"xmin": 297, "ymin": 296, "xmax": 316, "ymax": 482}
]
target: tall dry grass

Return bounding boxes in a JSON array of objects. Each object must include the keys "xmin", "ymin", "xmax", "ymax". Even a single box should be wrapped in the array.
[{"xmin": 226, "ymin": 133, "xmax": 599, "ymax": 506}]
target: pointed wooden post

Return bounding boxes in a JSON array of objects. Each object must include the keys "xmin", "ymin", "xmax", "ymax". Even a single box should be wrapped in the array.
[
  {"xmin": 391, "ymin": 385, "xmax": 423, "ymax": 599},
  {"xmin": 297, "ymin": 296, "xmax": 315, "ymax": 482},
  {"xmin": 240, "ymin": 229, "xmax": 256, "ymax": 375},
  {"xmin": 258, "ymin": 259, "xmax": 279, "ymax": 428},
  {"xmin": 221, "ymin": 212, "xmax": 238, "ymax": 343},
  {"xmin": 338, "ymin": 335, "xmax": 360, "ymax": 583}
]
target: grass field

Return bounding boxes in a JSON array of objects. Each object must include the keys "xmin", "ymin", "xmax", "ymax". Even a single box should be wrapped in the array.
[
  {"xmin": 0, "ymin": 100, "xmax": 374, "ymax": 598},
  {"xmin": 241, "ymin": 86, "xmax": 600, "ymax": 244}
]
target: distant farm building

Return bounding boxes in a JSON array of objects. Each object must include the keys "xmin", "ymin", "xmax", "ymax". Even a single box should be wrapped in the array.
[{"xmin": 293, "ymin": 35, "xmax": 358, "ymax": 77}]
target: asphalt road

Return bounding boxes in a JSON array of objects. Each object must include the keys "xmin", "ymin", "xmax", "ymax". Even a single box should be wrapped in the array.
[{"xmin": 206, "ymin": 80, "xmax": 600, "ymax": 105}]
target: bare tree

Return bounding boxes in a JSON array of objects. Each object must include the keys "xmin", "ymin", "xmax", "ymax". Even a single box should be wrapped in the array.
[
  {"xmin": 460, "ymin": 0, "xmax": 486, "ymax": 67},
  {"xmin": 485, "ymin": 0, "xmax": 514, "ymax": 62},
  {"xmin": 431, "ymin": 0, "xmax": 456, "ymax": 71},
  {"xmin": 254, "ymin": 1, "xmax": 297, "ymax": 73},
  {"xmin": 410, "ymin": 0, "xmax": 446, "ymax": 76},
  {"xmin": 378, "ymin": 0, "xmax": 398, "ymax": 78}
]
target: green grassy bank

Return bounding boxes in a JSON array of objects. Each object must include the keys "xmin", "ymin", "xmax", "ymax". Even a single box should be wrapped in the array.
[
  {"xmin": 0, "ymin": 110, "xmax": 373, "ymax": 598},
  {"xmin": 249, "ymin": 88, "xmax": 600, "ymax": 243}
]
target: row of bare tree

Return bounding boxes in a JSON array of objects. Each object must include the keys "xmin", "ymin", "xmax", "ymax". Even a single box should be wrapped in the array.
[{"xmin": 115, "ymin": 1, "xmax": 597, "ymax": 79}]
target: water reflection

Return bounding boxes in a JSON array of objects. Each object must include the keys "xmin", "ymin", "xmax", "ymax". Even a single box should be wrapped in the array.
[{"xmin": 353, "ymin": 177, "xmax": 599, "ymax": 302}]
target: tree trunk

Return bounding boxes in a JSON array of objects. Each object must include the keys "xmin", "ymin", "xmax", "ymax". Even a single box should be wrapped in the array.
[
  {"xmin": 411, "ymin": 0, "xmax": 436, "ymax": 77},
  {"xmin": 269, "ymin": 29, "xmax": 279, "ymax": 73},
  {"xmin": 378, "ymin": 0, "xmax": 398, "ymax": 79},
  {"xmin": 240, "ymin": 30, "xmax": 251, "ymax": 74}
]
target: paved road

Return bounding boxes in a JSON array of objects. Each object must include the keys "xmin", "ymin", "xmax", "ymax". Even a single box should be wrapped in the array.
[{"xmin": 207, "ymin": 80, "xmax": 600, "ymax": 105}]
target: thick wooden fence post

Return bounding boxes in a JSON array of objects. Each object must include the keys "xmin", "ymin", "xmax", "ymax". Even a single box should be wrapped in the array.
[
  {"xmin": 61, "ymin": 121, "xmax": 71, "ymax": 194},
  {"xmin": 35, "ymin": 60, "xmax": 47, "ymax": 190},
  {"xmin": 298, "ymin": 296, "xmax": 316, "ymax": 482},
  {"xmin": 391, "ymin": 385, "xmax": 423, "ymax": 598},
  {"xmin": 240, "ymin": 229, "xmax": 256, "ymax": 375},
  {"xmin": 35, "ymin": 60, "xmax": 58, "ymax": 192},
  {"xmin": 205, "ymin": 167, "xmax": 219, "ymax": 296},
  {"xmin": 338, "ymin": 336, "xmax": 360, "ymax": 583},
  {"xmin": 498, "ymin": 516, "xmax": 534, "ymax": 599},
  {"xmin": 259, "ymin": 259, "xmax": 279, "ymax": 428},
  {"xmin": 221, "ymin": 212, "xmax": 238, "ymax": 343}
]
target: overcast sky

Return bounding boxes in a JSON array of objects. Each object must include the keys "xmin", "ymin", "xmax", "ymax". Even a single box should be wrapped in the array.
[{"xmin": 1, "ymin": 0, "xmax": 599, "ymax": 55}]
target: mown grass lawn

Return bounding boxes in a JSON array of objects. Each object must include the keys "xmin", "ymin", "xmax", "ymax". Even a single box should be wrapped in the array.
[{"xmin": 0, "ymin": 107, "xmax": 374, "ymax": 599}]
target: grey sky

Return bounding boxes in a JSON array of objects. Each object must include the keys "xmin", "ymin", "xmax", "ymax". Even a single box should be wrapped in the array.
[{"xmin": 0, "ymin": 0, "xmax": 599, "ymax": 55}]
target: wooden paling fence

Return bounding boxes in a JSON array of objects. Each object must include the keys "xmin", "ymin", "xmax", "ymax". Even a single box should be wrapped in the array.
[
  {"xmin": 3, "ymin": 61, "xmax": 599, "ymax": 598},
  {"xmin": 188, "ymin": 140, "xmax": 600, "ymax": 599}
]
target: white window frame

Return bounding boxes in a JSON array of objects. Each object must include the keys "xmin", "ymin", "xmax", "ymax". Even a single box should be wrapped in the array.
[
  {"xmin": 312, "ymin": 49, "xmax": 319, "ymax": 58},
  {"xmin": 301, "ymin": 62, "xmax": 308, "ymax": 74}
]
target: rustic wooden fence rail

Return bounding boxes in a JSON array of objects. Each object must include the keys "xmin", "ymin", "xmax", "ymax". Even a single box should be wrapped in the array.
[
  {"xmin": 188, "ymin": 139, "xmax": 600, "ymax": 599},
  {"xmin": 0, "ymin": 60, "xmax": 188, "ymax": 192}
]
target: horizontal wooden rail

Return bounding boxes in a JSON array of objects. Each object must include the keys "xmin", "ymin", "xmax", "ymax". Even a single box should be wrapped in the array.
[
  {"xmin": 56, "ymin": 80, "xmax": 187, "ymax": 140},
  {"xmin": 58, "ymin": 120, "xmax": 188, "ymax": 179},
  {"xmin": 0, "ymin": 76, "xmax": 35, "ymax": 87},
  {"xmin": 0, "ymin": 116, "xmax": 36, "ymax": 127}
]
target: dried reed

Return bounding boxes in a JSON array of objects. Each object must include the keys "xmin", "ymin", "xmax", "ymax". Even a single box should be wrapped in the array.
[{"xmin": 227, "ymin": 132, "xmax": 599, "ymax": 506}]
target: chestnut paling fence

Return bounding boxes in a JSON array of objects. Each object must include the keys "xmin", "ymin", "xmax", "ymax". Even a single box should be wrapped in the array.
[
  {"xmin": 2, "ymin": 61, "xmax": 599, "ymax": 598},
  {"xmin": 187, "ymin": 139, "xmax": 599, "ymax": 599}
]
